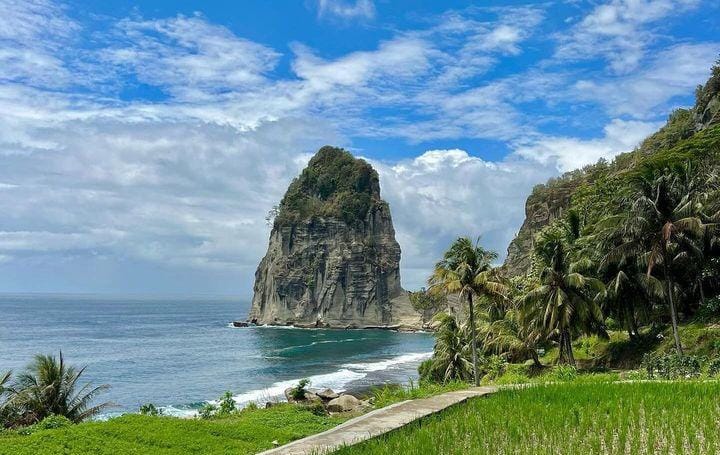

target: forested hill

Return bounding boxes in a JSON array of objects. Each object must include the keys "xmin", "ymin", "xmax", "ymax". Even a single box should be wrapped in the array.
[{"xmin": 503, "ymin": 60, "xmax": 720, "ymax": 277}]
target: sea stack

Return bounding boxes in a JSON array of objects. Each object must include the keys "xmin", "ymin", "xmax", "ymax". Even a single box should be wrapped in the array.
[{"xmin": 248, "ymin": 146, "xmax": 421, "ymax": 329}]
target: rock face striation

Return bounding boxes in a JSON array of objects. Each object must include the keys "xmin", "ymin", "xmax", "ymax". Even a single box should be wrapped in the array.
[{"xmin": 248, "ymin": 146, "xmax": 421, "ymax": 329}]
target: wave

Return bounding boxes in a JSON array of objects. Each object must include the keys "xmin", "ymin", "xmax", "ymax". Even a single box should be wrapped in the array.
[
  {"xmin": 225, "ymin": 368, "xmax": 366, "ymax": 408},
  {"xmin": 270, "ymin": 337, "xmax": 368, "ymax": 353},
  {"xmin": 342, "ymin": 352, "xmax": 433, "ymax": 372}
]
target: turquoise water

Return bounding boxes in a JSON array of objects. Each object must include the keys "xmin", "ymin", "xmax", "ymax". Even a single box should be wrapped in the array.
[{"xmin": 0, "ymin": 294, "xmax": 434, "ymax": 416}]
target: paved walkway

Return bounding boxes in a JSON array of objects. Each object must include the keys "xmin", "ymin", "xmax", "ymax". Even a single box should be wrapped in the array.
[{"xmin": 259, "ymin": 387, "xmax": 497, "ymax": 455}]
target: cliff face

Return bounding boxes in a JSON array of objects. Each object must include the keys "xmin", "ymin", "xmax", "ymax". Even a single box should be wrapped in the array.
[
  {"xmin": 503, "ymin": 63, "xmax": 720, "ymax": 277},
  {"xmin": 503, "ymin": 181, "xmax": 576, "ymax": 277},
  {"xmin": 248, "ymin": 146, "xmax": 421, "ymax": 329}
]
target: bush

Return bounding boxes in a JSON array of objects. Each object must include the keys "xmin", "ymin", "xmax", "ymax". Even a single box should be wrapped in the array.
[
  {"xmin": 551, "ymin": 365, "xmax": 578, "ymax": 382},
  {"xmin": 217, "ymin": 392, "xmax": 237, "ymax": 416},
  {"xmin": 708, "ymin": 358, "xmax": 720, "ymax": 377},
  {"xmin": 696, "ymin": 296, "xmax": 720, "ymax": 321},
  {"xmin": 19, "ymin": 415, "xmax": 73, "ymax": 434},
  {"xmin": 643, "ymin": 354, "xmax": 702, "ymax": 379},
  {"xmin": 290, "ymin": 379, "xmax": 311, "ymax": 401},
  {"xmin": 139, "ymin": 403, "xmax": 162, "ymax": 416},
  {"xmin": 198, "ymin": 403, "xmax": 217, "ymax": 419},
  {"xmin": 482, "ymin": 355, "xmax": 507, "ymax": 381},
  {"xmin": 302, "ymin": 401, "xmax": 327, "ymax": 416}
]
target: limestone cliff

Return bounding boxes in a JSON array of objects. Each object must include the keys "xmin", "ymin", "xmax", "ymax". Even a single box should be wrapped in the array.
[{"xmin": 248, "ymin": 146, "xmax": 422, "ymax": 329}]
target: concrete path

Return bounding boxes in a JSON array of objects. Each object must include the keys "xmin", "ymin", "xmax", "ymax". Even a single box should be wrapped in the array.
[{"xmin": 259, "ymin": 387, "xmax": 497, "ymax": 455}]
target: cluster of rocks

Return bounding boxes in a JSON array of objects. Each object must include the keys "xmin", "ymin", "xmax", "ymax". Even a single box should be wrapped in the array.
[{"xmin": 283, "ymin": 387, "xmax": 372, "ymax": 413}]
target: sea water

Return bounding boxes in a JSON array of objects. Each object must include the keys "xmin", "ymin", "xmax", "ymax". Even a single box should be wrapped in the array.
[{"xmin": 0, "ymin": 294, "xmax": 434, "ymax": 417}]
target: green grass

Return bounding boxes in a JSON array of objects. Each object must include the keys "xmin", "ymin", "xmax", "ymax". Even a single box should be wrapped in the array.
[
  {"xmin": 0, "ymin": 404, "xmax": 347, "ymax": 455},
  {"xmin": 335, "ymin": 381, "xmax": 720, "ymax": 455},
  {"xmin": 370, "ymin": 380, "xmax": 469, "ymax": 408}
]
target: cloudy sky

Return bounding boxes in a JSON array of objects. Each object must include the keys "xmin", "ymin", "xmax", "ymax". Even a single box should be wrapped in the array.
[{"xmin": 0, "ymin": 0, "xmax": 718, "ymax": 296}]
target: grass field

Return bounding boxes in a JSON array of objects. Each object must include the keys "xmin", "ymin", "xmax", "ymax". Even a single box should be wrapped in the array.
[
  {"xmin": 335, "ymin": 381, "xmax": 720, "ymax": 455},
  {"xmin": 0, "ymin": 404, "xmax": 347, "ymax": 455}
]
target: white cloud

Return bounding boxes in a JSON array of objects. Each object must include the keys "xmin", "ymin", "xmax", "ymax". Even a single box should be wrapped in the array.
[
  {"xmin": 0, "ymin": 0, "xmax": 78, "ymax": 87},
  {"xmin": 556, "ymin": 0, "xmax": 700, "ymax": 74},
  {"xmin": 513, "ymin": 119, "xmax": 660, "ymax": 172},
  {"xmin": 572, "ymin": 43, "xmax": 719, "ymax": 118},
  {"xmin": 106, "ymin": 15, "xmax": 280, "ymax": 100},
  {"xmin": 371, "ymin": 150, "xmax": 556, "ymax": 289},
  {"xmin": 317, "ymin": 0, "xmax": 375, "ymax": 20}
]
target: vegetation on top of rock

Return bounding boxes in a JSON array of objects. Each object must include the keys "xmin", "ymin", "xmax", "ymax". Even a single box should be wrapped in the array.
[{"xmin": 273, "ymin": 146, "xmax": 384, "ymax": 226}]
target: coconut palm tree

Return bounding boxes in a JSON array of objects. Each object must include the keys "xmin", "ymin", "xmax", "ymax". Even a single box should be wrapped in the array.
[
  {"xmin": 13, "ymin": 352, "xmax": 111, "ymax": 424},
  {"xmin": 483, "ymin": 307, "xmax": 543, "ymax": 367},
  {"xmin": 423, "ymin": 314, "xmax": 473, "ymax": 383},
  {"xmin": 606, "ymin": 171, "xmax": 705, "ymax": 354},
  {"xmin": 523, "ymin": 229, "xmax": 606, "ymax": 366},
  {"xmin": 428, "ymin": 237, "xmax": 507, "ymax": 386}
]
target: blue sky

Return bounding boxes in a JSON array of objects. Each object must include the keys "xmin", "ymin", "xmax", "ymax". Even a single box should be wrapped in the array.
[{"xmin": 0, "ymin": 0, "xmax": 718, "ymax": 295}]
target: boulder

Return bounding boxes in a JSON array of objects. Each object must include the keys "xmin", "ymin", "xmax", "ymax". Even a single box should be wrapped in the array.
[
  {"xmin": 326, "ymin": 394, "xmax": 363, "ymax": 413},
  {"xmin": 317, "ymin": 389, "xmax": 339, "ymax": 401},
  {"xmin": 284, "ymin": 388, "xmax": 320, "ymax": 403}
]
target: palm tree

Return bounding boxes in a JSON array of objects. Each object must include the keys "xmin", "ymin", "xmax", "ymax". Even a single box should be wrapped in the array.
[
  {"xmin": 13, "ymin": 352, "xmax": 111, "ymax": 424},
  {"xmin": 423, "ymin": 314, "xmax": 473, "ymax": 383},
  {"xmin": 483, "ymin": 308, "xmax": 543, "ymax": 367},
  {"xmin": 523, "ymin": 229, "xmax": 606, "ymax": 366},
  {"xmin": 429, "ymin": 237, "xmax": 507, "ymax": 386},
  {"xmin": 607, "ymin": 171, "xmax": 705, "ymax": 354}
]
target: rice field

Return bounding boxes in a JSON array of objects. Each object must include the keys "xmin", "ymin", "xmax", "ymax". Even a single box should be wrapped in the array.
[{"xmin": 334, "ymin": 381, "xmax": 720, "ymax": 455}]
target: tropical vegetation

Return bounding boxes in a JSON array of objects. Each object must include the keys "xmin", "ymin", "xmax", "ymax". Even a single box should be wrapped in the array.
[
  {"xmin": 420, "ymin": 59, "xmax": 720, "ymax": 383},
  {"xmin": 0, "ymin": 352, "xmax": 110, "ymax": 429}
]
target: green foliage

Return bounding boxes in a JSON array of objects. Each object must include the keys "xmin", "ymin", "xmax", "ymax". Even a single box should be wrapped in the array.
[
  {"xmin": 0, "ymin": 403, "xmax": 348, "ymax": 455},
  {"xmin": 217, "ymin": 392, "xmax": 237, "ymax": 416},
  {"xmin": 18, "ymin": 415, "xmax": 73, "ymax": 435},
  {"xmin": 290, "ymin": 379, "xmax": 311, "ymax": 401},
  {"xmin": 481, "ymin": 355, "xmax": 507, "ymax": 381},
  {"xmin": 1, "ymin": 352, "xmax": 110, "ymax": 428},
  {"xmin": 550, "ymin": 365, "xmax": 578, "ymax": 382},
  {"xmin": 198, "ymin": 403, "xmax": 217, "ymax": 420},
  {"xmin": 643, "ymin": 354, "xmax": 702, "ymax": 380},
  {"xmin": 336, "ymin": 382, "xmax": 720, "ymax": 455},
  {"xmin": 139, "ymin": 403, "xmax": 162, "ymax": 416},
  {"xmin": 275, "ymin": 146, "xmax": 382, "ymax": 226},
  {"xmin": 707, "ymin": 358, "xmax": 720, "ymax": 377},
  {"xmin": 370, "ymin": 379, "xmax": 468, "ymax": 409},
  {"xmin": 408, "ymin": 288, "xmax": 444, "ymax": 314}
]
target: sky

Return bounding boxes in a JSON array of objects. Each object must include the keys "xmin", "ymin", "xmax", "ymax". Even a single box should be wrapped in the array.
[{"xmin": 0, "ymin": 0, "xmax": 718, "ymax": 296}]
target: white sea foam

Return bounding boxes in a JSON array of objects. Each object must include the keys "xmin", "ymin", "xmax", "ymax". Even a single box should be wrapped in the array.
[
  {"xmin": 342, "ymin": 352, "xmax": 433, "ymax": 372},
  {"xmin": 226, "ymin": 368, "xmax": 366, "ymax": 408},
  {"xmin": 271, "ymin": 337, "xmax": 367, "ymax": 353}
]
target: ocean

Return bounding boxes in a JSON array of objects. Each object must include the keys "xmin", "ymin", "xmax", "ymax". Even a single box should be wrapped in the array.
[{"xmin": 0, "ymin": 294, "xmax": 434, "ymax": 417}]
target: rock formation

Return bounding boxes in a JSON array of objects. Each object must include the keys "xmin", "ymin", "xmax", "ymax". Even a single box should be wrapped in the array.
[{"xmin": 248, "ymin": 146, "xmax": 422, "ymax": 329}]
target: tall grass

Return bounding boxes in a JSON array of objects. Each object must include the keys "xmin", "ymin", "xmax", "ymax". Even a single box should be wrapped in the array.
[{"xmin": 336, "ymin": 381, "xmax": 720, "ymax": 454}]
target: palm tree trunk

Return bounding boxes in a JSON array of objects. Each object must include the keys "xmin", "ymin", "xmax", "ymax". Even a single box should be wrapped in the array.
[
  {"xmin": 560, "ymin": 330, "xmax": 575, "ymax": 367},
  {"xmin": 467, "ymin": 293, "xmax": 479, "ymax": 386},
  {"xmin": 663, "ymin": 261, "xmax": 683, "ymax": 355}
]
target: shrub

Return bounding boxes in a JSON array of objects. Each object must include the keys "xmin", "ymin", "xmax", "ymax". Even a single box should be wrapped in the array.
[
  {"xmin": 696, "ymin": 296, "xmax": 720, "ymax": 321},
  {"xmin": 19, "ymin": 415, "xmax": 73, "ymax": 434},
  {"xmin": 708, "ymin": 358, "xmax": 720, "ymax": 377},
  {"xmin": 139, "ymin": 403, "xmax": 162, "ymax": 416},
  {"xmin": 551, "ymin": 365, "xmax": 578, "ymax": 382},
  {"xmin": 198, "ymin": 403, "xmax": 217, "ymax": 419},
  {"xmin": 643, "ymin": 354, "xmax": 702, "ymax": 379},
  {"xmin": 482, "ymin": 355, "xmax": 507, "ymax": 381},
  {"xmin": 303, "ymin": 401, "xmax": 327, "ymax": 416},
  {"xmin": 244, "ymin": 402, "xmax": 258, "ymax": 412},
  {"xmin": 290, "ymin": 379, "xmax": 311, "ymax": 401},
  {"xmin": 217, "ymin": 392, "xmax": 236, "ymax": 416}
]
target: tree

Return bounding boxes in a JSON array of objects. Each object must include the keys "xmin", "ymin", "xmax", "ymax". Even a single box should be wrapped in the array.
[
  {"xmin": 12, "ymin": 352, "xmax": 111, "ymax": 424},
  {"xmin": 429, "ymin": 237, "xmax": 507, "ymax": 386},
  {"xmin": 420, "ymin": 314, "xmax": 473, "ymax": 383},
  {"xmin": 607, "ymin": 171, "xmax": 706, "ymax": 354},
  {"xmin": 523, "ymin": 229, "xmax": 606, "ymax": 366}
]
